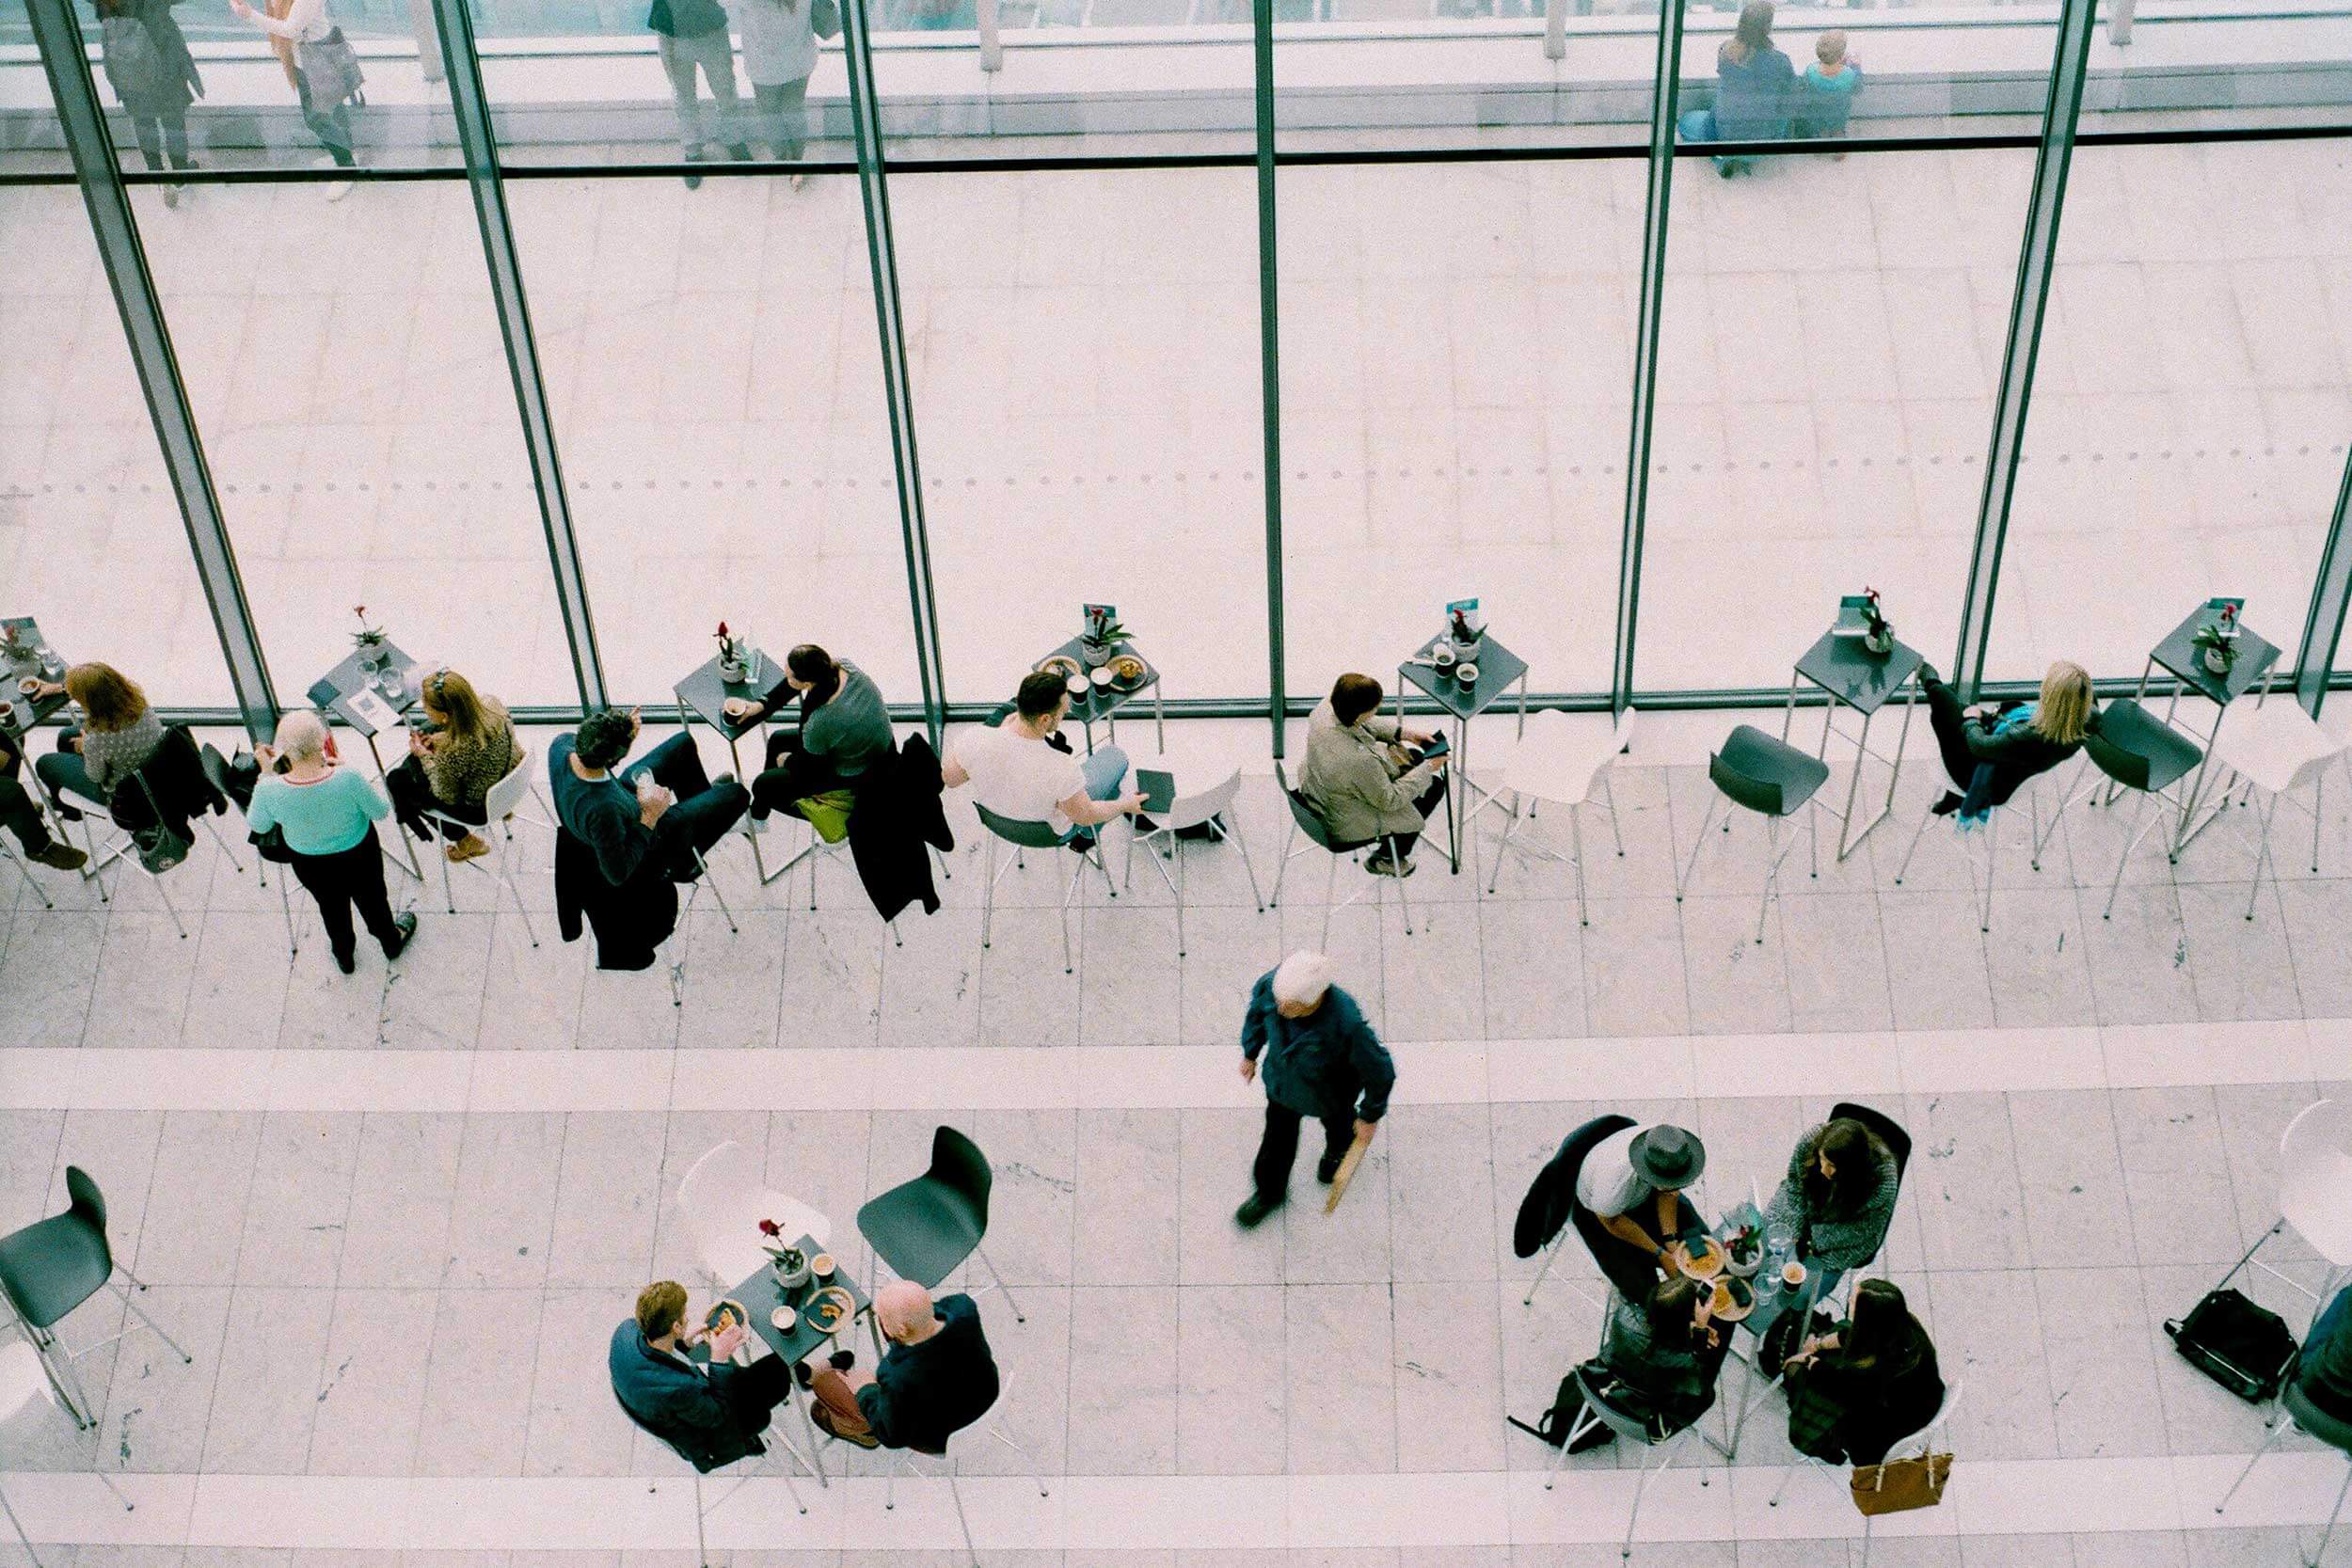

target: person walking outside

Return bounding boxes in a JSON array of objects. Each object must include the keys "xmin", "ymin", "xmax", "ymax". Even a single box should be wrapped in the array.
[{"xmin": 1233, "ymin": 951, "xmax": 1394, "ymax": 1228}]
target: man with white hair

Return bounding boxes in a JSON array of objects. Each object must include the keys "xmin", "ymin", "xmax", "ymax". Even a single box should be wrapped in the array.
[
  {"xmin": 806, "ymin": 1279, "xmax": 1000, "ymax": 1452},
  {"xmin": 1234, "ymin": 950, "xmax": 1396, "ymax": 1228}
]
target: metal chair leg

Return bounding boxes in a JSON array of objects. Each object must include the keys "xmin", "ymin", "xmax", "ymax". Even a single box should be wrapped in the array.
[
  {"xmin": 1486, "ymin": 789, "xmax": 1521, "ymax": 896},
  {"xmin": 1268, "ymin": 818, "xmax": 1297, "ymax": 908},
  {"xmin": 2217, "ymin": 1413, "xmax": 2292, "ymax": 1511},
  {"xmin": 1676, "ymin": 793, "xmax": 1720, "ymax": 900},
  {"xmin": 2104, "ymin": 790, "xmax": 2150, "ymax": 920},
  {"xmin": 2249, "ymin": 792, "xmax": 2282, "ymax": 921},
  {"xmin": 1756, "ymin": 816, "xmax": 1780, "ymax": 944},
  {"xmin": 1321, "ymin": 849, "xmax": 1340, "ymax": 951},
  {"xmin": 976, "ymin": 1242, "xmax": 1025, "ymax": 1323},
  {"xmin": 981, "ymin": 837, "xmax": 997, "ymax": 950},
  {"xmin": 1569, "ymin": 801, "xmax": 1588, "ymax": 928},
  {"xmin": 0, "ymin": 841, "xmax": 53, "ymax": 909},
  {"xmin": 1232, "ymin": 815, "xmax": 1265, "ymax": 913},
  {"xmin": 1601, "ymin": 768, "xmax": 1627, "ymax": 857},
  {"xmin": 985, "ymin": 1418, "xmax": 1050, "ymax": 1496},
  {"xmin": 1390, "ymin": 833, "xmax": 1414, "ymax": 937},
  {"xmin": 946, "ymin": 1460, "xmax": 978, "ymax": 1568},
  {"xmin": 1522, "ymin": 1235, "xmax": 1560, "ymax": 1306},
  {"xmin": 692, "ymin": 1471, "xmax": 707, "ymax": 1567},
  {"xmin": 1, "ymin": 1478, "xmax": 44, "ymax": 1568},
  {"xmin": 1892, "ymin": 800, "xmax": 1933, "ymax": 885},
  {"xmin": 150, "ymin": 868, "xmax": 188, "ymax": 940},
  {"xmin": 692, "ymin": 849, "xmax": 739, "ymax": 934},
  {"xmin": 2306, "ymin": 1457, "xmax": 2352, "ymax": 1568}
]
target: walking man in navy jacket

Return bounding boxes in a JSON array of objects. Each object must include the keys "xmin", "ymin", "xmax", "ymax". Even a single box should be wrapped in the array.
[{"xmin": 1234, "ymin": 950, "xmax": 1396, "ymax": 1227}]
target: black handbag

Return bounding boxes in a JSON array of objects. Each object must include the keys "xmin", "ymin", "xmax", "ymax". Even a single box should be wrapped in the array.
[{"xmin": 2167, "ymin": 1289, "xmax": 2296, "ymax": 1402}]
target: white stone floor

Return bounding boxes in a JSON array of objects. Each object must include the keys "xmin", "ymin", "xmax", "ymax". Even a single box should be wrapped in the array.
[
  {"xmin": 4, "ymin": 709, "xmax": 2352, "ymax": 1564},
  {"xmin": 4, "ymin": 137, "xmax": 2348, "ymax": 720}
]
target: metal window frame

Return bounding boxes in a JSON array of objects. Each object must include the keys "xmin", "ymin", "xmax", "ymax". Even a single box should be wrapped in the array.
[
  {"xmin": 1256, "ymin": 0, "xmax": 1288, "ymax": 757},
  {"xmin": 25, "ymin": 0, "xmax": 278, "ymax": 738},
  {"xmin": 2295, "ymin": 451, "xmax": 2352, "ymax": 718}
]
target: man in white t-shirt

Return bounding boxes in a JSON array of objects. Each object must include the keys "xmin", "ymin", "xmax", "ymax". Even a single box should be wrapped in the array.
[
  {"xmin": 1577, "ymin": 1122, "xmax": 1708, "ymax": 1296},
  {"xmin": 941, "ymin": 671, "xmax": 1142, "ymax": 843}
]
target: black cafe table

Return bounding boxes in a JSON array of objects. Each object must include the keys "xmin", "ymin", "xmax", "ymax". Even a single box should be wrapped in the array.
[
  {"xmin": 1780, "ymin": 626, "xmax": 1925, "ymax": 862},
  {"xmin": 307, "ymin": 638, "xmax": 429, "ymax": 879},
  {"xmin": 1, "ymin": 616, "xmax": 71, "ymax": 742},
  {"xmin": 1029, "ymin": 635, "xmax": 1164, "ymax": 756},
  {"xmin": 2126, "ymin": 603, "xmax": 2283, "ymax": 854},
  {"xmin": 674, "ymin": 647, "xmax": 787, "ymax": 882},
  {"xmin": 728, "ymin": 1234, "xmax": 880, "ymax": 1484},
  {"xmin": 1394, "ymin": 630, "xmax": 1531, "ymax": 875}
]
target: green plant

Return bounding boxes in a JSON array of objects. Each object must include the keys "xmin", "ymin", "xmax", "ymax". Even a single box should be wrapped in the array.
[
  {"xmin": 1082, "ymin": 618, "xmax": 1129, "ymax": 647},
  {"xmin": 350, "ymin": 604, "xmax": 385, "ymax": 649},
  {"xmin": 2191, "ymin": 622, "xmax": 2238, "ymax": 670}
]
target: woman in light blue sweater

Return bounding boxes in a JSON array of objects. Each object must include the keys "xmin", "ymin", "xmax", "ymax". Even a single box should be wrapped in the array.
[{"xmin": 249, "ymin": 709, "xmax": 416, "ymax": 974}]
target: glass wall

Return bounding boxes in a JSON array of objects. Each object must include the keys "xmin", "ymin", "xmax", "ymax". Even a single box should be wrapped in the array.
[{"xmin": 10, "ymin": 0, "xmax": 2352, "ymax": 723}]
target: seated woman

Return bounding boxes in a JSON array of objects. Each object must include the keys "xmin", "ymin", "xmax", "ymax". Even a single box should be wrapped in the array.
[
  {"xmin": 25, "ymin": 662, "xmax": 163, "ymax": 820},
  {"xmin": 1915, "ymin": 658, "xmax": 2093, "ymax": 827},
  {"xmin": 1581, "ymin": 1276, "xmax": 1732, "ymax": 1446},
  {"xmin": 1781, "ymin": 1277, "xmax": 1944, "ymax": 1465},
  {"xmin": 1762, "ymin": 1116, "xmax": 1901, "ymax": 1275},
  {"xmin": 722, "ymin": 644, "xmax": 894, "ymax": 823},
  {"xmin": 1299, "ymin": 673, "xmax": 1447, "ymax": 878},
  {"xmin": 387, "ymin": 668, "xmax": 522, "ymax": 863},
  {"xmin": 248, "ymin": 709, "xmax": 417, "ymax": 974}
]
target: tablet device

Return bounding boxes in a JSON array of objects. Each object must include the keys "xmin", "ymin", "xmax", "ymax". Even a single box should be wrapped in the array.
[
  {"xmin": 1417, "ymin": 732, "xmax": 1451, "ymax": 761},
  {"xmin": 1136, "ymin": 768, "xmax": 1176, "ymax": 816}
]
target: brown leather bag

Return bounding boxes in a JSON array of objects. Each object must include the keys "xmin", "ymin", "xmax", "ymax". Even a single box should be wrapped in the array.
[{"xmin": 1849, "ymin": 1452, "xmax": 1951, "ymax": 1516}]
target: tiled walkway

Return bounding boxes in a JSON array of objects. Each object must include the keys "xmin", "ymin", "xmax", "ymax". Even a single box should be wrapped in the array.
[{"xmin": 4, "ymin": 722, "xmax": 2351, "ymax": 1565}]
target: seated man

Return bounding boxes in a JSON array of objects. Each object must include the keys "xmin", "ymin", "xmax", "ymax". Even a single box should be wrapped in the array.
[
  {"xmin": 940, "ymin": 670, "xmax": 1142, "ymax": 846},
  {"xmin": 609, "ymin": 1280, "xmax": 796, "ymax": 1469},
  {"xmin": 2302, "ymin": 1282, "xmax": 2352, "ymax": 1421},
  {"xmin": 807, "ymin": 1280, "xmax": 1000, "ymax": 1452},
  {"xmin": 1298, "ymin": 673, "xmax": 1446, "ymax": 878},
  {"xmin": 1577, "ymin": 1121, "xmax": 1708, "ymax": 1300},
  {"xmin": 0, "ymin": 722, "xmax": 86, "ymax": 871},
  {"xmin": 548, "ymin": 707, "xmax": 749, "ymax": 886}
]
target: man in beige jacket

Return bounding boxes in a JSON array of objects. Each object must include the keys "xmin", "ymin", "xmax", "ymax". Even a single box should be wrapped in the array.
[{"xmin": 1298, "ymin": 673, "xmax": 1448, "ymax": 877}]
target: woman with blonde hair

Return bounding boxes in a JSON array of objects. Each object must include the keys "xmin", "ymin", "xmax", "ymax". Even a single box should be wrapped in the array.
[
  {"xmin": 1915, "ymin": 657, "xmax": 2095, "ymax": 826},
  {"xmin": 250, "ymin": 708, "xmax": 415, "ymax": 974},
  {"xmin": 387, "ymin": 667, "xmax": 522, "ymax": 863},
  {"xmin": 26, "ymin": 661, "xmax": 165, "ymax": 817}
]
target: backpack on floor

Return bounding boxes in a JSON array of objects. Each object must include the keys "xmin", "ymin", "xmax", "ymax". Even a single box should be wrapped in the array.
[{"xmin": 2166, "ymin": 1289, "xmax": 2296, "ymax": 1402}]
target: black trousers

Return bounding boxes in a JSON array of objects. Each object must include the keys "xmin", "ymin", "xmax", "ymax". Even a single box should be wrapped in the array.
[
  {"xmin": 750, "ymin": 733, "xmax": 842, "ymax": 820},
  {"xmin": 1252, "ymin": 1098, "xmax": 1355, "ymax": 1201},
  {"xmin": 0, "ymin": 773, "xmax": 56, "ymax": 854},
  {"xmin": 715, "ymin": 1348, "xmax": 795, "ymax": 1429},
  {"xmin": 1922, "ymin": 674, "xmax": 1982, "ymax": 795},
  {"xmin": 289, "ymin": 827, "xmax": 403, "ymax": 961},
  {"xmin": 625, "ymin": 733, "xmax": 750, "ymax": 876},
  {"xmin": 386, "ymin": 754, "xmax": 487, "ymax": 843},
  {"xmin": 1384, "ymin": 771, "xmax": 1452, "ymax": 858}
]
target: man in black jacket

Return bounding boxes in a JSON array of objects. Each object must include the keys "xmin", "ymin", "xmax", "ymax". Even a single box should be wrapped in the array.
[
  {"xmin": 807, "ymin": 1280, "xmax": 1000, "ymax": 1452},
  {"xmin": 609, "ymin": 1280, "xmax": 795, "ymax": 1470},
  {"xmin": 1234, "ymin": 950, "xmax": 1396, "ymax": 1228}
]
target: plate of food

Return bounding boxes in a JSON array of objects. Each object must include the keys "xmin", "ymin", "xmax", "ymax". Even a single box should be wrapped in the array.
[
  {"xmin": 1677, "ymin": 1235, "xmax": 1725, "ymax": 1280},
  {"xmin": 1706, "ymin": 1275, "xmax": 1756, "ymax": 1322},
  {"xmin": 803, "ymin": 1285, "xmax": 855, "ymax": 1336},
  {"xmin": 1109, "ymin": 653, "xmax": 1148, "ymax": 687},
  {"xmin": 1034, "ymin": 654, "xmax": 1082, "ymax": 681},
  {"xmin": 703, "ymin": 1299, "xmax": 749, "ymax": 1338}
]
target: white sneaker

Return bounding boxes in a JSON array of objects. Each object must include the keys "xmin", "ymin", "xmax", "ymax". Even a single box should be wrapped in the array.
[{"xmin": 324, "ymin": 178, "xmax": 356, "ymax": 202}]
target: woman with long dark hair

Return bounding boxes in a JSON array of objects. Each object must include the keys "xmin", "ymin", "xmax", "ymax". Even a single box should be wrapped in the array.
[
  {"xmin": 1781, "ymin": 1278, "xmax": 1945, "ymax": 1464},
  {"xmin": 722, "ymin": 642, "xmax": 894, "ymax": 821},
  {"xmin": 93, "ymin": 0, "xmax": 204, "ymax": 206},
  {"xmin": 1763, "ymin": 1116, "xmax": 1900, "ymax": 1272}
]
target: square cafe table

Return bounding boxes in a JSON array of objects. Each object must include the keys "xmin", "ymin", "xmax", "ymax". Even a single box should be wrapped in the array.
[
  {"xmin": 2127, "ymin": 602, "xmax": 2283, "ymax": 855},
  {"xmin": 1394, "ymin": 630, "xmax": 1530, "ymax": 875},
  {"xmin": 1780, "ymin": 626, "xmax": 1924, "ymax": 862},
  {"xmin": 1029, "ymin": 636, "xmax": 1165, "ymax": 755},
  {"xmin": 307, "ymin": 638, "xmax": 428, "ymax": 880},
  {"xmin": 674, "ymin": 647, "xmax": 787, "ymax": 883},
  {"xmin": 729, "ymin": 1234, "xmax": 880, "ymax": 1484},
  {"xmin": 1, "ymin": 617, "xmax": 71, "ymax": 743}
]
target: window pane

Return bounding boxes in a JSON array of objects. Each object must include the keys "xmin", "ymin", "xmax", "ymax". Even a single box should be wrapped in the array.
[
  {"xmin": 506, "ymin": 172, "xmax": 926, "ymax": 708},
  {"xmin": 1638, "ymin": 146, "xmax": 2034, "ymax": 691},
  {"xmin": 1989, "ymin": 137, "xmax": 2352, "ymax": 684},
  {"xmin": 890, "ymin": 166, "xmax": 1269, "ymax": 705},
  {"xmin": 1278, "ymin": 158, "xmax": 1639, "ymax": 699},
  {"xmin": 1, "ymin": 183, "xmax": 234, "ymax": 705},
  {"xmin": 134, "ymin": 179, "xmax": 571, "ymax": 705}
]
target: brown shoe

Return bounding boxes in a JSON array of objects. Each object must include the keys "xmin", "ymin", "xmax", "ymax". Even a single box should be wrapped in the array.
[
  {"xmin": 446, "ymin": 833, "xmax": 491, "ymax": 864},
  {"xmin": 32, "ymin": 842, "xmax": 87, "ymax": 872},
  {"xmin": 810, "ymin": 1402, "xmax": 880, "ymax": 1449}
]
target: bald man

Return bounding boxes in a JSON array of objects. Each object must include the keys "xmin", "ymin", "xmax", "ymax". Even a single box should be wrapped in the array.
[
  {"xmin": 809, "ymin": 1280, "xmax": 1001, "ymax": 1452},
  {"xmin": 1234, "ymin": 950, "xmax": 1395, "ymax": 1228}
]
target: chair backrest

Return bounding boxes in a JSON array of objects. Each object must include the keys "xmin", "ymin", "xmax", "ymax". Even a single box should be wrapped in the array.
[
  {"xmin": 926, "ymin": 1125, "xmax": 993, "ymax": 1232},
  {"xmin": 1829, "ymin": 1101, "xmax": 1914, "ymax": 1183},
  {"xmin": 198, "ymin": 741, "xmax": 239, "ymax": 806},
  {"xmin": 974, "ymin": 800, "xmax": 1067, "ymax": 851},
  {"xmin": 1273, "ymin": 760, "xmax": 1339, "ymax": 851},
  {"xmin": 679, "ymin": 1140, "xmax": 762, "ymax": 1219},
  {"xmin": 1708, "ymin": 748, "xmax": 1786, "ymax": 818},
  {"xmin": 2279, "ymin": 1100, "xmax": 2352, "ymax": 1266},
  {"xmin": 1166, "ymin": 767, "xmax": 1244, "ymax": 835},
  {"xmin": 481, "ymin": 741, "xmax": 540, "ymax": 824},
  {"xmin": 59, "ymin": 1164, "xmax": 113, "ymax": 1278},
  {"xmin": 1572, "ymin": 1360, "xmax": 1671, "ymax": 1447},
  {"xmin": 2082, "ymin": 721, "xmax": 2154, "ymax": 793},
  {"xmin": 1888, "ymin": 1377, "xmax": 1963, "ymax": 1461}
]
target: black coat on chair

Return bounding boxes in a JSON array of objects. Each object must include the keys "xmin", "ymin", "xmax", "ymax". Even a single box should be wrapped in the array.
[
  {"xmin": 848, "ymin": 734, "xmax": 955, "ymax": 923},
  {"xmin": 1515, "ymin": 1113, "xmax": 1637, "ymax": 1259},
  {"xmin": 555, "ymin": 825, "xmax": 678, "ymax": 971}
]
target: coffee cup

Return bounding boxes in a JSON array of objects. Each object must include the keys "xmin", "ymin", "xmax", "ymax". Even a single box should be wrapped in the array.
[
  {"xmin": 1781, "ymin": 1260, "xmax": 1807, "ymax": 1291},
  {"xmin": 770, "ymin": 1305, "xmax": 796, "ymax": 1332},
  {"xmin": 16, "ymin": 676, "xmax": 38, "ymax": 697},
  {"xmin": 1090, "ymin": 667, "xmax": 1114, "ymax": 689},
  {"xmin": 1065, "ymin": 674, "xmax": 1089, "ymax": 698},
  {"xmin": 810, "ymin": 1252, "xmax": 834, "ymax": 1280},
  {"xmin": 1431, "ymin": 645, "xmax": 1456, "ymax": 672},
  {"xmin": 1455, "ymin": 662, "xmax": 1479, "ymax": 689},
  {"xmin": 0, "ymin": 700, "xmax": 14, "ymax": 729}
]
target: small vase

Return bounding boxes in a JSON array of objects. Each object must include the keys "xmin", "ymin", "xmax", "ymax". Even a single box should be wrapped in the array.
[
  {"xmin": 771, "ymin": 1253, "xmax": 810, "ymax": 1291},
  {"xmin": 1080, "ymin": 640, "xmax": 1113, "ymax": 669},
  {"xmin": 718, "ymin": 656, "xmax": 748, "ymax": 684},
  {"xmin": 1864, "ymin": 629, "xmax": 1893, "ymax": 657},
  {"xmin": 2203, "ymin": 647, "xmax": 2232, "ymax": 675}
]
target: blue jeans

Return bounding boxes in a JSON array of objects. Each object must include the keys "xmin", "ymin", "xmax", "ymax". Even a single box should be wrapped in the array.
[{"xmin": 1060, "ymin": 744, "xmax": 1129, "ymax": 845}]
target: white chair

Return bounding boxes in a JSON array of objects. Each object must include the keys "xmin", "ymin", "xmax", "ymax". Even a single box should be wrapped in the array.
[
  {"xmin": 1, "ymin": 1339, "xmax": 134, "ymax": 1568},
  {"xmin": 419, "ymin": 743, "xmax": 553, "ymax": 948},
  {"xmin": 1267, "ymin": 759, "xmax": 1413, "ymax": 945},
  {"xmin": 1120, "ymin": 764, "xmax": 1263, "ymax": 957},
  {"xmin": 1766, "ymin": 1379, "xmax": 1963, "ymax": 1566},
  {"xmin": 1483, "ymin": 707, "xmax": 1637, "ymax": 924},
  {"xmin": 2207, "ymin": 698, "xmax": 2345, "ymax": 919},
  {"xmin": 2221, "ymin": 1101, "xmax": 2352, "ymax": 1325},
  {"xmin": 675, "ymin": 1140, "xmax": 832, "ymax": 1291},
  {"xmin": 664, "ymin": 839, "xmax": 742, "ymax": 1009},
  {"xmin": 976, "ymin": 801, "xmax": 1118, "ymax": 975}
]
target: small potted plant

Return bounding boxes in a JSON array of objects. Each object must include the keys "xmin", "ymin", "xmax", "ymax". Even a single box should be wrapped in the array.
[
  {"xmin": 351, "ymin": 604, "xmax": 388, "ymax": 673},
  {"xmin": 2192, "ymin": 603, "xmax": 2240, "ymax": 676},
  {"xmin": 1079, "ymin": 612, "xmax": 1129, "ymax": 670},
  {"xmin": 757, "ymin": 1219, "xmax": 810, "ymax": 1288},
  {"xmin": 0, "ymin": 623, "xmax": 27, "ymax": 673},
  {"xmin": 1724, "ymin": 1222, "xmax": 1763, "ymax": 1279},
  {"xmin": 1859, "ymin": 587, "xmax": 1895, "ymax": 657},
  {"xmin": 715, "ymin": 621, "xmax": 749, "ymax": 684}
]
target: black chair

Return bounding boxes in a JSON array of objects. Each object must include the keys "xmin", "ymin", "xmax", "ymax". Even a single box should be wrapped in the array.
[
  {"xmin": 856, "ymin": 1126, "xmax": 1024, "ymax": 1323},
  {"xmin": 68, "ymin": 724, "xmax": 224, "ymax": 940},
  {"xmin": 0, "ymin": 1167, "xmax": 191, "ymax": 1430},
  {"xmin": 1266, "ymin": 759, "xmax": 1414, "ymax": 946},
  {"xmin": 199, "ymin": 741, "xmax": 303, "ymax": 957},
  {"xmin": 2049, "ymin": 698, "xmax": 2204, "ymax": 920},
  {"xmin": 1676, "ymin": 725, "xmax": 1831, "ymax": 944}
]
